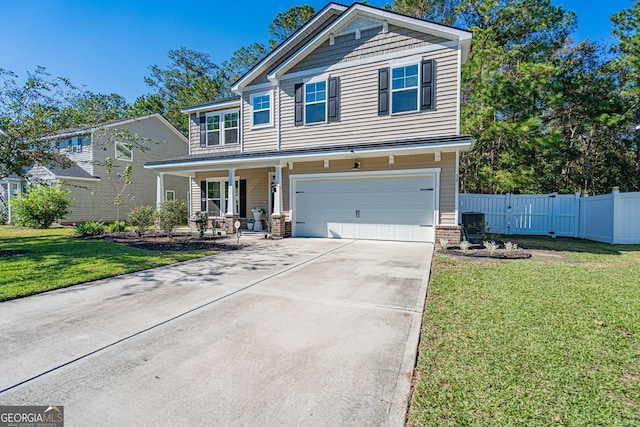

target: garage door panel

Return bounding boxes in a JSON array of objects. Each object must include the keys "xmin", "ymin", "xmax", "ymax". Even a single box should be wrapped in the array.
[{"xmin": 294, "ymin": 174, "xmax": 436, "ymax": 242}]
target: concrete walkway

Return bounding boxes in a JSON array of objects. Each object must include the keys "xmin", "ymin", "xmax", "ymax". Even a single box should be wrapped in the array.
[{"xmin": 0, "ymin": 238, "xmax": 433, "ymax": 426}]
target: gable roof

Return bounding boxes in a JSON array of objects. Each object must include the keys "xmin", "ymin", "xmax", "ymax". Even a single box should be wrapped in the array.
[
  {"xmin": 233, "ymin": 2, "xmax": 472, "ymax": 92},
  {"xmin": 48, "ymin": 114, "xmax": 188, "ymax": 144},
  {"xmin": 231, "ymin": 2, "xmax": 348, "ymax": 93}
]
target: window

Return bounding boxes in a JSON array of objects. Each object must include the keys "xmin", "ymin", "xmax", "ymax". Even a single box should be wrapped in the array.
[
  {"xmin": 204, "ymin": 179, "xmax": 240, "ymax": 217},
  {"xmin": 165, "ymin": 190, "xmax": 175, "ymax": 201},
  {"xmin": 379, "ymin": 60, "xmax": 434, "ymax": 116},
  {"xmin": 391, "ymin": 64, "xmax": 419, "ymax": 114},
  {"xmin": 72, "ymin": 138, "xmax": 83, "ymax": 153},
  {"xmin": 251, "ymin": 92, "xmax": 271, "ymax": 127},
  {"xmin": 115, "ymin": 141, "xmax": 133, "ymax": 161},
  {"xmin": 305, "ymin": 81, "xmax": 327, "ymax": 124},
  {"xmin": 205, "ymin": 110, "xmax": 239, "ymax": 146}
]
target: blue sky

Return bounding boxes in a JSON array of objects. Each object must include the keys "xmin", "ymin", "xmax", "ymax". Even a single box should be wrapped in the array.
[{"xmin": 0, "ymin": 0, "xmax": 630, "ymax": 102}]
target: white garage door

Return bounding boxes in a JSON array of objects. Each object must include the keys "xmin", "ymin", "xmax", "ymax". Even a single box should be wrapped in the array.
[{"xmin": 293, "ymin": 174, "xmax": 436, "ymax": 242}]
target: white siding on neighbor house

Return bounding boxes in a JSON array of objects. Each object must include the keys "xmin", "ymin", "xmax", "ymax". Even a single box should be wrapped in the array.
[
  {"xmin": 288, "ymin": 24, "xmax": 449, "ymax": 74},
  {"xmin": 276, "ymin": 45, "xmax": 458, "ymax": 151},
  {"xmin": 242, "ymin": 89, "xmax": 278, "ymax": 153},
  {"xmin": 63, "ymin": 142, "xmax": 94, "ymax": 175}
]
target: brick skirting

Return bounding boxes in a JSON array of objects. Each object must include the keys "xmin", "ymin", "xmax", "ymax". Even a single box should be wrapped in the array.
[{"xmin": 435, "ymin": 225, "xmax": 462, "ymax": 245}]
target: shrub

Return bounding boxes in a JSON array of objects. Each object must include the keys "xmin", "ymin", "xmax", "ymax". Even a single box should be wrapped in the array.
[
  {"xmin": 127, "ymin": 206, "xmax": 156, "ymax": 237},
  {"xmin": 74, "ymin": 220, "xmax": 106, "ymax": 236},
  {"xmin": 194, "ymin": 211, "xmax": 209, "ymax": 239},
  {"xmin": 439, "ymin": 239, "xmax": 449, "ymax": 252},
  {"xmin": 483, "ymin": 240, "xmax": 499, "ymax": 256},
  {"xmin": 459, "ymin": 240, "xmax": 470, "ymax": 254},
  {"xmin": 504, "ymin": 241, "xmax": 518, "ymax": 254},
  {"xmin": 157, "ymin": 199, "xmax": 187, "ymax": 239},
  {"xmin": 107, "ymin": 221, "xmax": 126, "ymax": 233},
  {"xmin": 11, "ymin": 184, "xmax": 73, "ymax": 228}
]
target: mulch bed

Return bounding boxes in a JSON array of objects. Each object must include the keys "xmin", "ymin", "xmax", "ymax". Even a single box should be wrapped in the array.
[
  {"xmin": 78, "ymin": 231, "xmax": 249, "ymax": 252},
  {"xmin": 439, "ymin": 249, "xmax": 532, "ymax": 259}
]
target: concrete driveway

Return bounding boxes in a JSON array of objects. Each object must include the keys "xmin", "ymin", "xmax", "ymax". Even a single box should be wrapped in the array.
[{"xmin": 0, "ymin": 238, "xmax": 433, "ymax": 426}]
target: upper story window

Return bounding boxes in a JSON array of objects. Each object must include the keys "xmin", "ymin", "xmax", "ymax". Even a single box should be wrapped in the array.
[
  {"xmin": 115, "ymin": 141, "xmax": 133, "ymax": 161},
  {"xmin": 251, "ymin": 92, "xmax": 272, "ymax": 127},
  {"xmin": 378, "ymin": 59, "xmax": 435, "ymax": 116},
  {"xmin": 305, "ymin": 81, "xmax": 327, "ymax": 124},
  {"xmin": 71, "ymin": 136, "xmax": 90, "ymax": 153},
  {"xmin": 205, "ymin": 109, "xmax": 239, "ymax": 146},
  {"xmin": 294, "ymin": 77, "xmax": 339, "ymax": 126},
  {"xmin": 391, "ymin": 64, "xmax": 419, "ymax": 114}
]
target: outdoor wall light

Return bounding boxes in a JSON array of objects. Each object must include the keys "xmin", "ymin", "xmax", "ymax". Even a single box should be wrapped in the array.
[{"xmin": 352, "ymin": 161, "xmax": 361, "ymax": 170}]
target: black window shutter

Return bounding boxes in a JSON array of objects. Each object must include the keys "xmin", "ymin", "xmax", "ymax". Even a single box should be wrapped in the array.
[
  {"xmin": 294, "ymin": 83, "xmax": 304, "ymax": 126},
  {"xmin": 199, "ymin": 114, "xmax": 207, "ymax": 147},
  {"xmin": 421, "ymin": 59, "xmax": 435, "ymax": 111},
  {"xmin": 240, "ymin": 179, "xmax": 247, "ymax": 218},
  {"xmin": 327, "ymin": 77, "xmax": 339, "ymax": 122},
  {"xmin": 378, "ymin": 68, "xmax": 389, "ymax": 116},
  {"xmin": 200, "ymin": 181, "xmax": 207, "ymax": 212}
]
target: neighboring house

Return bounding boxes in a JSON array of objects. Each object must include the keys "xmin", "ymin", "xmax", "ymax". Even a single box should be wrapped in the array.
[
  {"xmin": 0, "ymin": 175, "xmax": 27, "ymax": 224},
  {"xmin": 145, "ymin": 3, "xmax": 473, "ymax": 243},
  {"xmin": 16, "ymin": 114, "xmax": 189, "ymax": 224}
]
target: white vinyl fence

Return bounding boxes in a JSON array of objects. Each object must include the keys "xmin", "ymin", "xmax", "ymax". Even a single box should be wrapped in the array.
[{"xmin": 459, "ymin": 189, "xmax": 640, "ymax": 244}]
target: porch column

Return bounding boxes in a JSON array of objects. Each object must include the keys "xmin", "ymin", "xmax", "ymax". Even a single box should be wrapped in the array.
[
  {"xmin": 271, "ymin": 164, "xmax": 287, "ymax": 238},
  {"xmin": 226, "ymin": 168, "xmax": 236, "ymax": 215},
  {"xmin": 225, "ymin": 168, "xmax": 239, "ymax": 234},
  {"xmin": 273, "ymin": 164, "xmax": 283, "ymax": 216},
  {"xmin": 156, "ymin": 173, "xmax": 165, "ymax": 208}
]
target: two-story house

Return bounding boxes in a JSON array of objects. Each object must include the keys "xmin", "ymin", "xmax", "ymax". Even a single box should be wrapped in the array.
[
  {"xmin": 23, "ymin": 114, "xmax": 189, "ymax": 224},
  {"xmin": 145, "ymin": 3, "xmax": 473, "ymax": 243}
]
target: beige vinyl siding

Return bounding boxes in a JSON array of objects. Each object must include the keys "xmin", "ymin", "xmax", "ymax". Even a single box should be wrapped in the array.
[
  {"xmin": 60, "ymin": 116, "xmax": 189, "ymax": 223},
  {"xmin": 191, "ymin": 168, "xmax": 269, "ymax": 218},
  {"xmin": 289, "ymin": 25, "xmax": 449, "ymax": 74},
  {"xmin": 189, "ymin": 112, "xmax": 242, "ymax": 156},
  {"xmin": 26, "ymin": 165, "xmax": 56, "ymax": 181},
  {"xmin": 242, "ymin": 89, "xmax": 278, "ymax": 153},
  {"xmin": 63, "ymin": 142, "xmax": 94, "ymax": 175},
  {"xmin": 279, "ymin": 152, "xmax": 457, "ymax": 225},
  {"xmin": 279, "ymin": 45, "xmax": 458, "ymax": 150}
]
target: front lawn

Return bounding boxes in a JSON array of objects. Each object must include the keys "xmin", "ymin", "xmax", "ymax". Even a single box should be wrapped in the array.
[
  {"xmin": 409, "ymin": 237, "xmax": 640, "ymax": 426},
  {"xmin": 0, "ymin": 226, "xmax": 217, "ymax": 301}
]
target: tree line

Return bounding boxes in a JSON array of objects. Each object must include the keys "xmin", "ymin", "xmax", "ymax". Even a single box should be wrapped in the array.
[{"xmin": 1, "ymin": 1, "xmax": 639, "ymax": 196}]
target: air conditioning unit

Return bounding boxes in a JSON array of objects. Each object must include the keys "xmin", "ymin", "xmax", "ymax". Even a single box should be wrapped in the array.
[{"xmin": 461, "ymin": 212, "xmax": 485, "ymax": 238}]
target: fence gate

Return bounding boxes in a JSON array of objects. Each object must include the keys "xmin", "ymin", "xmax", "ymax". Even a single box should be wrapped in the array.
[{"xmin": 459, "ymin": 193, "xmax": 580, "ymax": 237}]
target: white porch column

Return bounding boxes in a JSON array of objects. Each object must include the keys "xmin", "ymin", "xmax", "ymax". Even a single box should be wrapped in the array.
[
  {"xmin": 273, "ymin": 164, "xmax": 283, "ymax": 216},
  {"xmin": 156, "ymin": 173, "xmax": 165, "ymax": 207},
  {"xmin": 226, "ymin": 168, "xmax": 236, "ymax": 215}
]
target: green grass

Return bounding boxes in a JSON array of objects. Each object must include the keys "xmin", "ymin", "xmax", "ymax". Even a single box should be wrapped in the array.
[
  {"xmin": 409, "ymin": 237, "xmax": 640, "ymax": 426},
  {"xmin": 0, "ymin": 226, "xmax": 216, "ymax": 301}
]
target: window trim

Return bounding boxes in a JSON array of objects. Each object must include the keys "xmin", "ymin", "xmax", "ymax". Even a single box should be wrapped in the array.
[
  {"xmin": 250, "ymin": 90, "xmax": 273, "ymax": 128},
  {"xmin": 165, "ymin": 190, "xmax": 175, "ymax": 201},
  {"xmin": 204, "ymin": 178, "xmax": 240, "ymax": 219},
  {"xmin": 390, "ymin": 62, "xmax": 420, "ymax": 115},
  {"xmin": 114, "ymin": 141, "xmax": 133, "ymax": 162},
  {"xmin": 205, "ymin": 108, "xmax": 239, "ymax": 146},
  {"xmin": 303, "ymin": 78, "xmax": 328, "ymax": 125}
]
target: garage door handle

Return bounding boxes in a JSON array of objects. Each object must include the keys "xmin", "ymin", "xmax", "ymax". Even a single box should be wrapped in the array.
[
  {"xmin": 420, "ymin": 225, "xmax": 433, "ymax": 227},
  {"xmin": 296, "ymin": 222, "xmax": 305, "ymax": 224},
  {"xmin": 420, "ymin": 188, "xmax": 434, "ymax": 191}
]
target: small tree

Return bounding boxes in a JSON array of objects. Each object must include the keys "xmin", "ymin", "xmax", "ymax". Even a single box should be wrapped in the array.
[
  {"xmin": 157, "ymin": 199, "xmax": 187, "ymax": 239},
  {"xmin": 92, "ymin": 157, "xmax": 132, "ymax": 222},
  {"xmin": 194, "ymin": 211, "xmax": 208, "ymax": 239},
  {"xmin": 127, "ymin": 206, "xmax": 156, "ymax": 237},
  {"xmin": 11, "ymin": 184, "xmax": 73, "ymax": 228}
]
